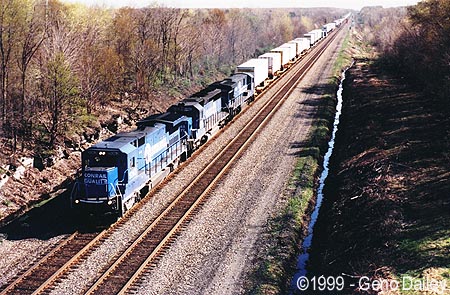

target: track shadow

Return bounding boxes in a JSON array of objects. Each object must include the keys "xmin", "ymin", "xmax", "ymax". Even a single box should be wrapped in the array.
[
  {"xmin": 288, "ymin": 82, "xmax": 337, "ymax": 159},
  {"xmin": 300, "ymin": 83, "xmax": 334, "ymax": 96}
]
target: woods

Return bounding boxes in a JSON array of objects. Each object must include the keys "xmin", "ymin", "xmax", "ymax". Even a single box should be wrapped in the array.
[
  {"xmin": 389, "ymin": 0, "xmax": 450, "ymax": 111},
  {"xmin": 0, "ymin": 0, "xmax": 346, "ymax": 162},
  {"xmin": 358, "ymin": 0, "xmax": 450, "ymax": 113}
]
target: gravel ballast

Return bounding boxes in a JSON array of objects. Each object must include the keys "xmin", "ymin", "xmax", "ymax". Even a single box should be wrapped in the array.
[{"xmin": 0, "ymin": 235, "xmax": 67, "ymax": 287}]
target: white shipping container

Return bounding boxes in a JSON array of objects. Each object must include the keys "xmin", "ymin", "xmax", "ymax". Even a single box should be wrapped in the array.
[
  {"xmin": 303, "ymin": 33, "xmax": 316, "ymax": 46},
  {"xmin": 236, "ymin": 58, "xmax": 269, "ymax": 87},
  {"xmin": 327, "ymin": 22, "xmax": 337, "ymax": 31},
  {"xmin": 270, "ymin": 47, "xmax": 291, "ymax": 67},
  {"xmin": 311, "ymin": 29, "xmax": 323, "ymax": 42},
  {"xmin": 288, "ymin": 40, "xmax": 302, "ymax": 56},
  {"xmin": 334, "ymin": 19, "xmax": 343, "ymax": 26},
  {"xmin": 294, "ymin": 38, "xmax": 311, "ymax": 53},
  {"xmin": 258, "ymin": 54, "xmax": 272, "ymax": 77},
  {"xmin": 259, "ymin": 52, "xmax": 282, "ymax": 76},
  {"xmin": 322, "ymin": 23, "xmax": 337, "ymax": 37},
  {"xmin": 280, "ymin": 43, "xmax": 296, "ymax": 60}
]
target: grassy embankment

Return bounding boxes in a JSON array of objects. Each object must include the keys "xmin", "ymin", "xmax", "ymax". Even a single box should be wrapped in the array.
[{"xmin": 246, "ymin": 30, "xmax": 355, "ymax": 295}]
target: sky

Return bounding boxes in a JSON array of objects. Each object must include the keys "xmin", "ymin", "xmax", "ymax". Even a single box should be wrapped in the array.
[{"xmin": 64, "ymin": 0, "xmax": 421, "ymax": 11}]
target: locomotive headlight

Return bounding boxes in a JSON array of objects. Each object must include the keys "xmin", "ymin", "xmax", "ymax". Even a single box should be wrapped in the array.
[
  {"xmin": 74, "ymin": 199, "xmax": 80, "ymax": 204},
  {"xmin": 99, "ymin": 151, "xmax": 106, "ymax": 156},
  {"xmin": 107, "ymin": 200, "xmax": 113, "ymax": 205}
]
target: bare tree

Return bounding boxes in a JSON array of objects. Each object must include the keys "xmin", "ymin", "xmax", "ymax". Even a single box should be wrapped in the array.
[
  {"xmin": 0, "ymin": 0, "xmax": 19, "ymax": 130},
  {"xmin": 38, "ymin": 1, "xmax": 80, "ymax": 147},
  {"xmin": 16, "ymin": 0, "xmax": 47, "ymax": 149}
]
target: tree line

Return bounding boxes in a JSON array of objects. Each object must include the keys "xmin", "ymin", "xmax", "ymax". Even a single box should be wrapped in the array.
[
  {"xmin": 0, "ymin": 0, "xmax": 347, "ymax": 159},
  {"xmin": 388, "ymin": 0, "xmax": 450, "ymax": 112},
  {"xmin": 358, "ymin": 0, "xmax": 449, "ymax": 113}
]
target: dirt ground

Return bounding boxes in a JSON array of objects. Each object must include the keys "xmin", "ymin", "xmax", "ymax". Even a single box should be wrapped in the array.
[{"xmin": 307, "ymin": 59, "xmax": 450, "ymax": 294}]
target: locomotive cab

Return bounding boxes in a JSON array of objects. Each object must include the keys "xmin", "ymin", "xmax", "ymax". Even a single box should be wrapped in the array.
[
  {"xmin": 138, "ymin": 113, "xmax": 192, "ymax": 158},
  {"xmin": 72, "ymin": 148, "xmax": 126, "ymax": 214},
  {"xmin": 213, "ymin": 73, "xmax": 254, "ymax": 116},
  {"xmin": 168, "ymin": 101, "xmax": 205, "ymax": 144},
  {"xmin": 72, "ymin": 125, "xmax": 169, "ymax": 215}
]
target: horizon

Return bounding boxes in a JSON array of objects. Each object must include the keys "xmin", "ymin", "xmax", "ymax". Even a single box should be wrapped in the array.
[{"xmin": 63, "ymin": 0, "xmax": 421, "ymax": 11}]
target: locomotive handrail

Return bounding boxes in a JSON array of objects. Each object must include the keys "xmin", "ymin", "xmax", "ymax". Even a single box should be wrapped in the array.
[
  {"xmin": 109, "ymin": 181, "xmax": 119, "ymax": 198},
  {"xmin": 70, "ymin": 181, "xmax": 79, "ymax": 205},
  {"xmin": 119, "ymin": 169, "xmax": 129, "ymax": 183},
  {"xmin": 121, "ymin": 145, "xmax": 173, "ymax": 182},
  {"xmin": 147, "ymin": 133, "xmax": 188, "ymax": 165},
  {"xmin": 109, "ymin": 181, "xmax": 122, "ymax": 199}
]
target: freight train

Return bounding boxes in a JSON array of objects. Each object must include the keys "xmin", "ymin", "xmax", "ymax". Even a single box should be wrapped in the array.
[{"xmin": 71, "ymin": 15, "xmax": 348, "ymax": 216}]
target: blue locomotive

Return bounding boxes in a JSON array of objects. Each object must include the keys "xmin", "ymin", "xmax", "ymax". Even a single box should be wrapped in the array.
[
  {"xmin": 71, "ymin": 73, "xmax": 254, "ymax": 216},
  {"xmin": 71, "ymin": 113, "xmax": 191, "ymax": 215}
]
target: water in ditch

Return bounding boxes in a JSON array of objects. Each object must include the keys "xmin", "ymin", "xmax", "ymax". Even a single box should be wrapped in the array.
[{"xmin": 290, "ymin": 64, "xmax": 352, "ymax": 293}]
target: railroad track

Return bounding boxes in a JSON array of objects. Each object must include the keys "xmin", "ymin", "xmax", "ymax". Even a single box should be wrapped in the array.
[
  {"xmin": 0, "ymin": 24, "xmax": 343, "ymax": 295},
  {"xmin": 0, "ymin": 232, "xmax": 98, "ymax": 295}
]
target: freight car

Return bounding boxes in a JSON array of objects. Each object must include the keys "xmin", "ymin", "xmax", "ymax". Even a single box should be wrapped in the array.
[
  {"xmin": 294, "ymin": 38, "xmax": 311, "ymax": 54},
  {"xmin": 303, "ymin": 32, "xmax": 316, "ymax": 46},
  {"xmin": 71, "ymin": 14, "xmax": 349, "ymax": 217},
  {"xmin": 270, "ymin": 46, "xmax": 291, "ymax": 69},
  {"xmin": 258, "ymin": 52, "xmax": 282, "ymax": 79},
  {"xmin": 322, "ymin": 23, "xmax": 336, "ymax": 37},
  {"xmin": 236, "ymin": 59, "xmax": 269, "ymax": 89},
  {"xmin": 279, "ymin": 43, "xmax": 297, "ymax": 61}
]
